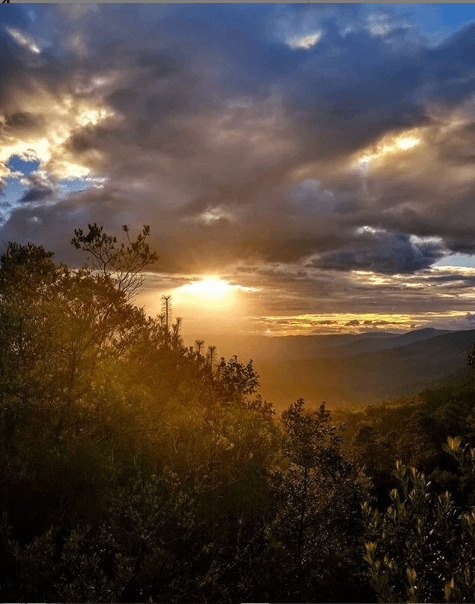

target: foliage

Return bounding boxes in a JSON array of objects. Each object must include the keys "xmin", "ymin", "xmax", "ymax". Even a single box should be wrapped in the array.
[
  {"xmin": 214, "ymin": 355, "xmax": 260, "ymax": 401},
  {"xmin": 7, "ymin": 225, "xmax": 475, "ymax": 602},
  {"xmin": 71, "ymin": 223, "xmax": 158, "ymax": 300},
  {"xmin": 0, "ymin": 227, "xmax": 288, "ymax": 602},
  {"xmin": 334, "ymin": 377, "xmax": 475, "ymax": 506},
  {"xmin": 364, "ymin": 437, "xmax": 475, "ymax": 603},
  {"xmin": 268, "ymin": 399, "xmax": 371, "ymax": 602}
]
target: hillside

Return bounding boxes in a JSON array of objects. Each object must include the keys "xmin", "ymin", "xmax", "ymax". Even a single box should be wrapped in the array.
[
  {"xmin": 184, "ymin": 328, "xmax": 449, "ymax": 363},
  {"xmin": 255, "ymin": 329, "xmax": 475, "ymax": 409}
]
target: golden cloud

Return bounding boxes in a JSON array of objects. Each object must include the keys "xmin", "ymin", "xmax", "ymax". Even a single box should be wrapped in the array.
[{"xmin": 0, "ymin": 87, "xmax": 116, "ymax": 182}]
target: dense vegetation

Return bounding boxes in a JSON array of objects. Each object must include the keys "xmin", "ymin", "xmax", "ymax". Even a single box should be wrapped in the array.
[{"xmin": 1, "ymin": 225, "xmax": 475, "ymax": 602}]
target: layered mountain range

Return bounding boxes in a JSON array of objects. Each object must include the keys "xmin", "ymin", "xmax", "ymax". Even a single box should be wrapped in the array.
[{"xmin": 187, "ymin": 329, "xmax": 475, "ymax": 409}]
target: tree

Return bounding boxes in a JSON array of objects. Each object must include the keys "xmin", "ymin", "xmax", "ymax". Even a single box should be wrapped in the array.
[
  {"xmin": 0, "ymin": 241, "xmax": 58, "ymax": 298},
  {"xmin": 0, "ymin": 225, "xmax": 160, "ymax": 459},
  {"xmin": 364, "ymin": 437, "xmax": 475, "ymax": 603},
  {"xmin": 207, "ymin": 345, "xmax": 217, "ymax": 367},
  {"xmin": 195, "ymin": 339, "xmax": 205, "ymax": 356},
  {"xmin": 214, "ymin": 355, "xmax": 260, "ymax": 403},
  {"xmin": 269, "ymin": 399, "xmax": 370, "ymax": 602},
  {"xmin": 71, "ymin": 223, "xmax": 158, "ymax": 300}
]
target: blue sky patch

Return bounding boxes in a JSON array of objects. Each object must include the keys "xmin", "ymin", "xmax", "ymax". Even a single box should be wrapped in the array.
[{"xmin": 7, "ymin": 155, "xmax": 40, "ymax": 176}]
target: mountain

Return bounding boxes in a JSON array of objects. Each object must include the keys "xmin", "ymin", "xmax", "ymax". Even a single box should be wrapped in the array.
[
  {"xmin": 185, "ymin": 328, "xmax": 452, "ymax": 362},
  {"xmin": 184, "ymin": 328, "xmax": 475, "ymax": 409},
  {"xmin": 314, "ymin": 328, "xmax": 454, "ymax": 358},
  {"xmin": 256, "ymin": 329, "xmax": 475, "ymax": 409}
]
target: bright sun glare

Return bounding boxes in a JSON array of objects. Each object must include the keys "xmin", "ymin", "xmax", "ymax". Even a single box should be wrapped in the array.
[
  {"xmin": 166, "ymin": 277, "xmax": 259, "ymax": 334},
  {"xmin": 177, "ymin": 277, "xmax": 237, "ymax": 301}
]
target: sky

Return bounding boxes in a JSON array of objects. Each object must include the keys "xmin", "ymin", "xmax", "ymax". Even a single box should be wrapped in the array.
[{"xmin": 3, "ymin": 4, "xmax": 475, "ymax": 337}]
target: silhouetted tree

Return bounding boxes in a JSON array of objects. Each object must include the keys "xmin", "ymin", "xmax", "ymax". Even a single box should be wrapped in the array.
[
  {"xmin": 207, "ymin": 344, "xmax": 217, "ymax": 367},
  {"xmin": 195, "ymin": 339, "xmax": 205, "ymax": 356},
  {"xmin": 71, "ymin": 223, "xmax": 158, "ymax": 300}
]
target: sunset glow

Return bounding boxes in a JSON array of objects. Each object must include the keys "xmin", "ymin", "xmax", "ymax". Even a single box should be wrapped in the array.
[
  {"xmin": 177, "ymin": 277, "xmax": 239, "ymax": 302},
  {"xmin": 3, "ymin": 4, "xmax": 475, "ymax": 337},
  {"xmin": 163, "ymin": 277, "xmax": 259, "ymax": 334}
]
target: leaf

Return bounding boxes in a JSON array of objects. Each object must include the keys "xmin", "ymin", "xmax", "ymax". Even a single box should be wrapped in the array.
[{"xmin": 447, "ymin": 436, "xmax": 462, "ymax": 451}]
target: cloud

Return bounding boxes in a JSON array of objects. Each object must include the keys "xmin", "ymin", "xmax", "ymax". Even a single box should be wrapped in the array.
[
  {"xmin": 426, "ymin": 273, "xmax": 475, "ymax": 287},
  {"xmin": 18, "ymin": 173, "xmax": 55, "ymax": 204},
  {"xmin": 313, "ymin": 231, "xmax": 447, "ymax": 274},
  {"xmin": 1, "ymin": 4, "xmax": 475, "ymax": 334},
  {"xmin": 286, "ymin": 32, "xmax": 322, "ymax": 50},
  {"xmin": 7, "ymin": 27, "xmax": 41, "ymax": 54},
  {"xmin": 19, "ymin": 187, "xmax": 52, "ymax": 204}
]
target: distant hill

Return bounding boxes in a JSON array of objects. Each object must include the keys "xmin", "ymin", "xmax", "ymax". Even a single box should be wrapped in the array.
[
  {"xmin": 314, "ymin": 328, "xmax": 454, "ymax": 358},
  {"xmin": 256, "ymin": 329, "xmax": 475, "ymax": 409},
  {"xmin": 185, "ymin": 328, "xmax": 454, "ymax": 362},
  {"xmin": 185, "ymin": 328, "xmax": 475, "ymax": 410}
]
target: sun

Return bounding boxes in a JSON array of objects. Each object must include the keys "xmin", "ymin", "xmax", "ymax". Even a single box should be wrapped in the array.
[
  {"xmin": 176, "ymin": 276, "xmax": 238, "ymax": 302},
  {"xmin": 169, "ymin": 276, "xmax": 258, "ymax": 329}
]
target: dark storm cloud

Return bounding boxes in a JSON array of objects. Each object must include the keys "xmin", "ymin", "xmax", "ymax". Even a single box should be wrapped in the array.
[
  {"xmin": 426, "ymin": 273, "xmax": 475, "ymax": 287},
  {"xmin": 286, "ymin": 27, "xmax": 427, "ymax": 158},
  {"xmin": 5, "ymin": 111, "xmax": 42, "ymax": 131},
  {"xmin": 312, "ymin": 231, "xmax": 447, "ymax": 274},
  {"xmin": 427, "ymin": 23, "xmax": 475, "ymax": 105},
  {"xmin": 18, "ymin": 174, "xmax": 55, "ymax": 204},
  {"xmin": 2, "ymin": 2, "xmax": 475, "ymax": 291},
  {"xmin": 19, "ymin": 187, "xmax": 53, "ymax": 204},
  {"xmin": 0, "ymin": 25, "xmax": 24, "ymax": 106}
]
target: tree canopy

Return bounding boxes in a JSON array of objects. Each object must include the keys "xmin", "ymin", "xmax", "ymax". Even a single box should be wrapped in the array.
[{"xmin": 2, "ymin": 225, "xmax": 475, "ymax": 602}]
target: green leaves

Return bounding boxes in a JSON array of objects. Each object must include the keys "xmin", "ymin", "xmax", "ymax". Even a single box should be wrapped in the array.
[
  {"xmin": 447, "ymin": 436, "xmax": 462, "ymax": 451},
  {"xmin": 269, "ymin": 399, "xmax": 370, "ymax": 601},
  {"xmin": 363, "ymin": 446, "xmax": 475, "ymax": 603}
]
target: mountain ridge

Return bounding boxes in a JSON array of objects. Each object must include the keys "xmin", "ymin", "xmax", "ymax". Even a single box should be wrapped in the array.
[
  {"xmin": 184, "ymin": 328, "xmax": 457, "ymax": 362},
  {"xmin": 256, "ymin": 329, "xmax": 475, "ymax": 409}
]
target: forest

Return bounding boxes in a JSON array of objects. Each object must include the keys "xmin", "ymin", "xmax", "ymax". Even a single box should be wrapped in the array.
[{"xmin": 2, "ymin": 224, "xmax": 475, "ymax": 603}]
